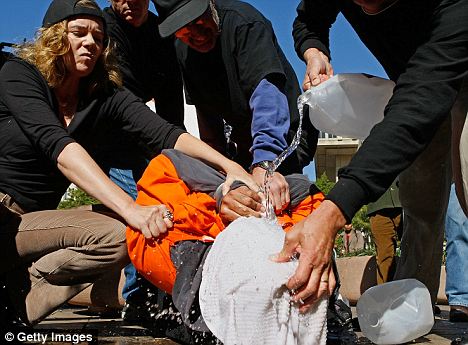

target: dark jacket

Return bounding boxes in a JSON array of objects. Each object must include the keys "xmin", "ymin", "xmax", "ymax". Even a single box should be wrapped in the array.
[
  {"xmin": 294, "ymin": 0, "xmax": 468, "ymax": 220},
  {"xmin": 176, "ymin": 0, "xmax": 318, "ymax": 172},
  {"xmin": 96, "ymin": 7, "xmax": 185, "ymax": 175},
  {"xmin": 0, "ymin": 57, "xmax": 185, "ymax": 212},
  {"xmin": 103, "ymin": 7, "xmax": 184, "ymax": 126}
]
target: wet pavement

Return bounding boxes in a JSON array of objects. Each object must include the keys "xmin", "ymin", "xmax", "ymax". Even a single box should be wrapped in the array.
[{"xmin": 18, "ymin": 304, "xmax": 464, "ymax": 344}]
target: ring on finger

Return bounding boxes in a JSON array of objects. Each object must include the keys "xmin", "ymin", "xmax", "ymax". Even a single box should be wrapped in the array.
[{"xmin": 162, "ymin": 210, "xmax": 174, "ymax": 222}]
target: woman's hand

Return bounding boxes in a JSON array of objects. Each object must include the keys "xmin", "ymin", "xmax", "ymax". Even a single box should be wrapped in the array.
[
  {"xmin": 57, "ymin": 143, "xmax": 174, "ymax": 239},
  {"xmin": 222, "ymin": 161, "xmax": 262, "ymax": 198},
  {"xmin": 124, "ymin": 203, "xmax": 173, "ymax": 239}
]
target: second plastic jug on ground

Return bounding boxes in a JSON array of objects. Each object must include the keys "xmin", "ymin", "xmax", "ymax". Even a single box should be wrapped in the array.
[{"xmin": 356, "ymin": 278, "xmax": 434, "ymax": 344}]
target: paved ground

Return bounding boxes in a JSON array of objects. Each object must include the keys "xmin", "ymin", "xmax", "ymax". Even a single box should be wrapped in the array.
[{"xmin": 6, "ymin": 304, "xmax": 458, "ymax": 344}]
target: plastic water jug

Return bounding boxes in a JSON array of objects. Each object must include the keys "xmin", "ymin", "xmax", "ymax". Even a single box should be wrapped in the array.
[
  {"xmin": 298, "ymin": 73, "xmax": 395, "ymax": 140},
  {"xmin": 356, "ymin": 279, "xmax": 434, "ymax": 344}
]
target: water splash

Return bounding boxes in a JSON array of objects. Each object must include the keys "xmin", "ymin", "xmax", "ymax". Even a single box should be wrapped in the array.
[{"xmin": 263, "ymin": 99, "xmax": 305, "ymax": 221}]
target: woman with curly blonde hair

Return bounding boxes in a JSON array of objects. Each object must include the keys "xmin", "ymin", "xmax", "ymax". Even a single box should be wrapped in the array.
[
  {"xmin": 0, "ymin": 0, "xmax": 258, "ymax": 327},
  {"xmin": 17, "ymin": 0, "xmax": 121, "ymax": 94}
]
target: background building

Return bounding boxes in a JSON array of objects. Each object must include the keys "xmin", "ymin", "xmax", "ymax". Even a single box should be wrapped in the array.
[{"xmin": 315, "ymin": 132, "xmax": 360, "ymax": 181}]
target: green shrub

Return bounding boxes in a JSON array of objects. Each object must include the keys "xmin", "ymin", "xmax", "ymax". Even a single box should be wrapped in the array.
[
  {"xmin": 58, "ymin": 187, "xmax": 99, "ymax": 209},
  {"xmin": 315, "ymin": 172, "xmax": 335, "ymax": 195}
]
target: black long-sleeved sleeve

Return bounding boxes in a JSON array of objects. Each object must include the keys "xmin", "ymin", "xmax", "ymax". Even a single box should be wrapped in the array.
[
  {"xmin": 100, "ymin": 88, "xmax": 186, "ymax": 156},
  {"xmin": 0, "ymin": 57, "xmax": 187, "ymax": 211},
  {"xmin": 292, "ymin": 0, "xmax": 468, "ymax": 221},
  {"xmin": 326, "ymin": 0, "xmax": 468, "ymax": 221},
  {"xmin": 0, "ymin": 58, "xmax": 75, "ymax": 163},
  {"xmin": 292, "ymin": 0, "xmax": 339, "ymax": 60}
]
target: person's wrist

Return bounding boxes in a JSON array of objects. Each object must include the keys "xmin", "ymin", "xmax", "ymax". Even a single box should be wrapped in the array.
[
  {"xmin": 222, "ymin": 160, "xmax": 243, "ymax": 175},
  {"xmin": 303, "ymin": 47, "xmax": 321, "ymax": 62},
  {"xmin": 250, "ymin": 160, "xmax": 271, "ymax": 173},
  {"xmin": 107, "ymin": 185, "xmax": 135, "ymax": 221},
  {"xmin": 310, "ymin": 200, "xmax": 347, "ymax": 236}
]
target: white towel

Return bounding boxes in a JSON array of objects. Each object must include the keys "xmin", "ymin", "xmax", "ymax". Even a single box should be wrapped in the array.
[{"xmin": 199, "ymin": 217, "xmax": 328, "ymax": 345}]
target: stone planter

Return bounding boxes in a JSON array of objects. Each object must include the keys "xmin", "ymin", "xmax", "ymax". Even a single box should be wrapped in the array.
[{"xmin": 336, "ymin": 255, "xmax": 447, "ymax": 305}]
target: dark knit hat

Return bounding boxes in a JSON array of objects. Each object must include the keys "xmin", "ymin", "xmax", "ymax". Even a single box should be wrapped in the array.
[
  {"xmin": 42, "ymin": 0, "xmax": 105, "ymax": 28},
  {"xmin": 152, "ymin": 0, "xmax": 210, "ymax": 38}
]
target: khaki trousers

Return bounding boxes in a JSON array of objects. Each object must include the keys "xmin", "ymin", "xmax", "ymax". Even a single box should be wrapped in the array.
[
  {"xmin": 369, "ymin": 210, "xmax": 402, "ymax": 285},
  {"xmin": 0, "ymin": 193, "xmax": 129, "ymax": 325},
  {"xmin": 395, "ymin": 76, "xmax": 468, "ymax": 305}
]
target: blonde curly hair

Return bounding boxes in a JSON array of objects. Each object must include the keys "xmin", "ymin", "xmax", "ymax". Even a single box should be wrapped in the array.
[{"xmin": 16, "ymin": 0, "xmax": 122, "ymax": 96}]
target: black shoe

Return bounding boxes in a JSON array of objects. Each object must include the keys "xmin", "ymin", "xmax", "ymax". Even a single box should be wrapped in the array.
[
  {"xmin": 327, "ymin": 298, "xmax": 357, "ymax": 345},
  {"xmin": 449, "ymin": 306, "xmax": 468, "ymax": 323},
  {"xmin": 433, "ymin": 305, "xmax": 442, "ymax": 315},
  {"xmin": 451, "ymin": 336, "xmax": 468, "ymax": 345},
  {"xmin": 0, "ymin": 281, "xmax": 29, "ymax": 333}
]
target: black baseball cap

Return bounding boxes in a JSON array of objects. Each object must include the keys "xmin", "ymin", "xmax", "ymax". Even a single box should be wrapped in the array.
[
  {"xmin": 152, "ymin": 0, "xmax": 210, "ymax": 38},
  {"xmin": 42, "ymin": 0, "xmax": 105, "ymax": 28}
]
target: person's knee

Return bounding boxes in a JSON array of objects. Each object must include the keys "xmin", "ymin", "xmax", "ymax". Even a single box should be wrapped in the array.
[
  {"xmin": 106, "ymin": 217, "xmax": 127, "ymax": 243},
  {"xmin": 100, "ymin": 218, "xmax": 129, "ymax": 266},
  {"xmin": 113, "ymin": 239, "xmax": 131, "ymax": 268},
  {"xmin": 83, "ymin": 214, "xmax": 129, "ymax": 267},
  {"xmin": 85, "ymin": 213, "xmax": 127, "ymax": 243}
]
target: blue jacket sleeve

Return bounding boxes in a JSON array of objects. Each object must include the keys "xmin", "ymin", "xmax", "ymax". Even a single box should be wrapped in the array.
[{"xmin": 249, "ymin": 79, "xmax": 290, "ymax": 165}]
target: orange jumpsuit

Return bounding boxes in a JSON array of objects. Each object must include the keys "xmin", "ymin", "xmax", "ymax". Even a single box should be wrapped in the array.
[{"xmin": 126, "ymin": 152, "xmax": 324, "ymax": 294}]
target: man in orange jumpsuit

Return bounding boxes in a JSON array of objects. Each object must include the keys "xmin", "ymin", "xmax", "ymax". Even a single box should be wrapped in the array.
[{"xmin": 126, "ymin": 149, "xmax": 352, "ymax": 343}]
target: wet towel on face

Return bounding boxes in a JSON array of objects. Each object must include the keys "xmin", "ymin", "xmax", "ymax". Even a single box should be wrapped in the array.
[{"xmin": 199, "ymin": 217, "xmax": 328, "ymax": 345}]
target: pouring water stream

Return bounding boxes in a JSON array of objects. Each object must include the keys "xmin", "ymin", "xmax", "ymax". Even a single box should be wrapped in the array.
[{"xmin": 263, "ymin": 94, "xmax": 307, "ymax": 221}]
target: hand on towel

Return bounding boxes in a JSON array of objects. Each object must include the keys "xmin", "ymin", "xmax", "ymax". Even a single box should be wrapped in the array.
[
  {"xmin": 274, "ymin": 200, "xmax": 345, "ymax": 312},
  {"xmin": 220, "ymin": 186, "xmax": 265, "ymax": 223}
]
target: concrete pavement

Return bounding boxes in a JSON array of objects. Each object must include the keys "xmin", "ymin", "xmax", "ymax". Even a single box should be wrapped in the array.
[{"xmin": 23, "ymin": 304, "xmax": 465, "ymax": 344}]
